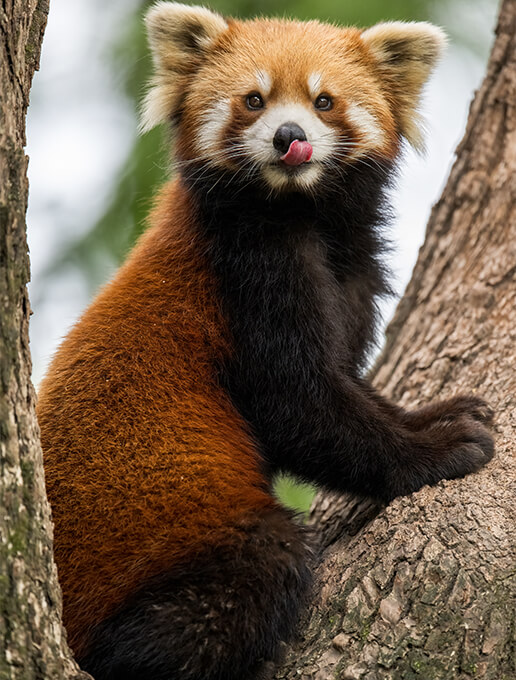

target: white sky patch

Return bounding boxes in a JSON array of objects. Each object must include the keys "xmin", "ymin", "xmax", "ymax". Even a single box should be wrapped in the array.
[
  {"xmin": 308, "ymin": 72, "xmax": 322, "ymax": 98},
  {"xmin": 256, "ymin": 70, "xmax": 272, "ymax": 96},
  {"xmin": 196, "ymin": 98, "xmax": 231, "ymax": 157},
  {"xmin": 345, "ymin": 102, "xmax": 386, "ymax": 154}
]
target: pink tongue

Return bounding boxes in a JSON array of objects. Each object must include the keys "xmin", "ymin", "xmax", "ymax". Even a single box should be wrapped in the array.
[{"xmin": 280, "ymin": 140, "xmax": 313, "ymax": 166}]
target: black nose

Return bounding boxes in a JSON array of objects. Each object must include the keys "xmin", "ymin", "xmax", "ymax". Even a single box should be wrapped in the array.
[{"xmin": 273, "ymin": 122, "xmax": 307, "ymax": 154}]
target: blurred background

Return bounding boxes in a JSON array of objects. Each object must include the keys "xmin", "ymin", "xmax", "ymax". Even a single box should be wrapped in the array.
[{"xmin": 26, "ymin": 0, "xmax": 499, "ymax": 513}]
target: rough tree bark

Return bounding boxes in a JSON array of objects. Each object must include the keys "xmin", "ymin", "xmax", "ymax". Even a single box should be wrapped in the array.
[
  {"xmin": 277, "ymin": 1, "xmax": 516, "ymax": 679},
  {"xmin": 0, "ymin": 1, "xmax": 88, "ymax": 678},
  {"xmin": 1, "ymin": 0, "xmax": 514, "ymax": 679}
]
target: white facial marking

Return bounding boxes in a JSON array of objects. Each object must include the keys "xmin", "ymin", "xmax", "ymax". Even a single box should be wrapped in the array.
[
  {"xmin": 263, "ymin": 163, "xmax": 322, "ymax": 191},
  {"xmin": 256, "ymin": 70, "xmax": 272, "ymax": 96},
  {"xmin": 196, "ymin": 98, "xmax": 231, "ymax": 156},
  {"xmin": 243, "ymin": 102, "xmax": 337, "ymax": 163},
  {"xmin": 242, "ymin": 102, "xmax": 337, "ymax": 191},
  {"xmin": 308, "ymin": 72, "xmax": 322, "ymax": 99},
  {"xmin": 140, "ymin": 84, "xmax": 173, "ymax": 133},
  {"xmin": 345, "ymin": 103, "xmax": 386, "ymax": 155}
]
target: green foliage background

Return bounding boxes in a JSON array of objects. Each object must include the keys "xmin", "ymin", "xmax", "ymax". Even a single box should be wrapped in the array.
[{"xmin": 42, "ymin": 0, "xmax": 496, "ymax": 513}]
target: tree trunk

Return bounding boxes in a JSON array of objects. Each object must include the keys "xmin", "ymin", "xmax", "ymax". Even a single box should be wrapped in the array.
[
  {"xmin": 1, "ymin": 0, "xmax": 514, "ymax": 679},
  {"xmin": 277, "ymin": 2, "xmax": 516, "ymax": 679},
  {"xmin": 0, "ymin": 1, "xmax": 88, "ymax": 677}
]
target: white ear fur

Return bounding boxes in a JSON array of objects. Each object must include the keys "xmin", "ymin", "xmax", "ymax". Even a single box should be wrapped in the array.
[
  {"xmin": 361, "ymin": 22, "xmax": 446, "ymax": 151},
  {"xmin": 140, "ymin": 3, "xmax": 228, "ymax": 132}
]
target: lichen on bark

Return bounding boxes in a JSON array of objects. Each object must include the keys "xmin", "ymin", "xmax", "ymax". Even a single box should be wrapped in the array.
[{"xmin": 0, "ymin": 0, "xmax": 89, "ymax": 677}]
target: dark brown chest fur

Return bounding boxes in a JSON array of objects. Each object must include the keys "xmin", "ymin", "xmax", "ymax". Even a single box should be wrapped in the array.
[{"xmin": 187, "ymin": 160, "xmax": 393, "ymax": 479}]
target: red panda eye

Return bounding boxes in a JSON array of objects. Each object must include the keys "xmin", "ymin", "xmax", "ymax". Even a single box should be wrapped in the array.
[
  {"xmin": 315, "ymin": 94, "xmax": 332, "ymax": 111},
  {"xmin": 246, "ymin": 93, "xmax": 264, "ymax": 110}
]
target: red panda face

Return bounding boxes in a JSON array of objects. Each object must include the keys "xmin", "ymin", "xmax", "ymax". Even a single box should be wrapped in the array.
[
  {"xmin": 182, "ymin": 26, "xmax": 395, "ymax": 194},
  {"xmin": 142, "ymin": 3, "xmax": 445, "ymax": 194}
]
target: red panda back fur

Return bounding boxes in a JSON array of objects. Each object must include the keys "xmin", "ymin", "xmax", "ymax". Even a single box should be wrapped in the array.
[{"xmin": 37, "ymin": 181, "xmax": 275, "ymax": 655}]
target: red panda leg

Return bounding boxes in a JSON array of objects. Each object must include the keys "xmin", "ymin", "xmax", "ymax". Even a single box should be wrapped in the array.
[{"xmin": 78, "ymin": 508, "xmax": 313, "ymax": 680}]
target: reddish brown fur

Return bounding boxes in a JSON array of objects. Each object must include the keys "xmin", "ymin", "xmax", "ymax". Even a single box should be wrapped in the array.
[
  {"xmin": 37, "ymin": 180, "xmax": 275, "ymax": 655},
  {"xmin": 176, "ymin": 19, "xmax": 399, "ymax": 162},
  {"xmin": 39, "ymin": 13, "xmax": 447, "ymax": 666}
]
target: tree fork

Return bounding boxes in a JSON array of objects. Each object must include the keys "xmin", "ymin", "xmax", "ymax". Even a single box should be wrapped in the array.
[
  {"xmin": 277, "ymin": 1, "xmax": 516, "ymax": 678},
  {"xmin": 0, "ymin": 1, "xmax": 514, "ymax": 679}
]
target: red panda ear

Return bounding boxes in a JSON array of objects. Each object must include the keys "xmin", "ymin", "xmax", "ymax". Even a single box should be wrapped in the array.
[
  {"xmin": 361, "ymin": 22, "xmax": 446, "ymax": 152},
  {"xmin": 141, "ymin": 2, "xmax": 228, "ymax": 132}
]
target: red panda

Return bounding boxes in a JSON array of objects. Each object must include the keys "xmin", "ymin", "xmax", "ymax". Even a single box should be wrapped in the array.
[{"xmin": 37, "ymin": 4, "xmax": 494, "ymax": 679}]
